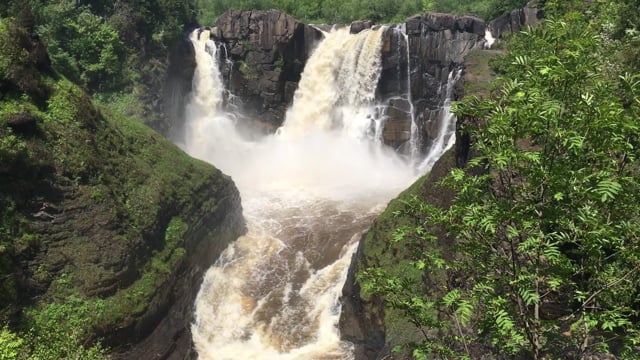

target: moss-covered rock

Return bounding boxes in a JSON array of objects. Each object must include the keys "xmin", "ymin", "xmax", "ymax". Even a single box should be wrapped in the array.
[
  {"xmin": 0, "ymin": 18, "xmax": 245, "ymax": 358},
  {"xmin": 462, "ymin": 49, "xmax": 502, "ymax": 99}
]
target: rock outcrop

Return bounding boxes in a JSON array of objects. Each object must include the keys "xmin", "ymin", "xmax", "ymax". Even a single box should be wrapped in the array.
[
  {"xmin": 377, "ymin": 13, "xmax": 485, "ymax": 153},
  {"xmin": 207, "ymin": 10, "xmax": 323, "ymax": 131},
  {"xmin": 108, "ymin": 170, "xmax": 245, "ymax": 359},
  {"xmin": 488, "ymin": 0, "xmax": 541, "ymax": 38}
]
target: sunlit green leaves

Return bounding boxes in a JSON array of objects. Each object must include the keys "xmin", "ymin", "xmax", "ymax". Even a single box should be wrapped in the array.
[{"xmin": 594, "ymin": 179, "xmax": 622, "ymax": 202}]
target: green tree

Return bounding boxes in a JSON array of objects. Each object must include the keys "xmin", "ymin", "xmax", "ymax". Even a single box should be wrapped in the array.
[
  {"xmin": 0, "ymin": 328, "xmax": 23, "ymax": 360},
  {"xmin": 362, "ymin": 7, "xmax": 640, "ymax": 359},
  {"xmin": 37, "ymin": 3, "xmax": 125, "ymax": 92}
]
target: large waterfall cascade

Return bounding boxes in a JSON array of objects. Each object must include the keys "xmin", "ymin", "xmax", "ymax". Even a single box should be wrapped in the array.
[{"xmin": 182, "ymin": 26, "xmax": 460, "ymax": 360}]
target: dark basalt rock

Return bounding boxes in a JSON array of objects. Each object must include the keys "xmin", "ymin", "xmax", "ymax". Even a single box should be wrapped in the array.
[
  {"xmin": 488, "ymin": 0, "xmax": 541, "ymax": 38},
  {"xmin": 5, "ymin": 113, "xmax": 40, "ymax": 135},
  {"xmin": 208, "ymin": 10, "xmax": 323, "ymax": 130},
  {"xmin": 339, "ymin": 238, "xmax": 386, "ymax": 360},
  {"xmin": 377, "ymin": 13, "xmax": 485, "ymax": 152},
  {"xmin": 163, "ymin": 38, "xmax": 197, "ymax": 142},
  {"xmin": 111, "ymin": 176, "xmax": 245, "ymax": 359},
  {"xmin": 350, "ymin": 20, "xmax": 374, "ymax": 34}
]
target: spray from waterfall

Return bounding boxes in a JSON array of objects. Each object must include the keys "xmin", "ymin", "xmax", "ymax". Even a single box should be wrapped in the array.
[{"xmin": 184, "ymin": 27, "xmax": 418, "ymax": 360}]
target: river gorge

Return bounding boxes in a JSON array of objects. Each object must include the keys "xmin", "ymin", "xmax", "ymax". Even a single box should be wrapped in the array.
[{"xmin": 180, "ymin": 22, "xmax": 464, "ymax": 359}]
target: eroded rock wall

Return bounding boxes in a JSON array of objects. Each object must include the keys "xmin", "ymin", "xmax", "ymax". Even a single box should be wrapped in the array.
[
  {"xmin": 377, "ymin": 13, "xmax": 485, "ymax": 153},
  {"xmin": 210, "ymin": 10, "xmax": 323, "ymax": 131}
]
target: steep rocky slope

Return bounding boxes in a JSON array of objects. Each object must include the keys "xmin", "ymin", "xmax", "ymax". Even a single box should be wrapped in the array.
[{"xmin": 0, "ymin": 18, "xmax": 244, "ymax": 358}]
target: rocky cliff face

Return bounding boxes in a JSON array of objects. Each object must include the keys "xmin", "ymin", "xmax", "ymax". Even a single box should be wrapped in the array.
[
  {"xmin": 488, "ymin": 0, "xmax": 541, "ymax": 38},
  {"xmin": 108, "ymin": 170, "xmax": 245, "ymax": 359},
  {"xmin": 376, "ymin": 13, "xmax": 485, "ymax": 153},
  {"xmin": 206, "ymin": 10, "xmax": 323, "ymax": 131},
  {"xmin": 184, "ymin": 10, "xmax": 485, "ymax": 155}
]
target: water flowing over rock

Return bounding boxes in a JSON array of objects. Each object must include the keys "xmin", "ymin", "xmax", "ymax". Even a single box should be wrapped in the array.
[
  {"xmin": 164, "ymin": 4, "xmax": 542, "ymax": 359},
  {"xmin": 188, "ymin": 10, "xmax": 485, "ymax": 162},
  {"xmin": 377, "ymin": 13, "xmax": 485, "ymax": 156}
]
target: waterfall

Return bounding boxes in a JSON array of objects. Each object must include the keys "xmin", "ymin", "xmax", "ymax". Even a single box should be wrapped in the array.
[
  {"xmin": 484, "ymin": 28, "xmax": 496, "ymax": 49},
  {"xmin": 418, "ymin": 69, "xmax": 463, "ymax": 173},
  {"xmin": 188, "ymin": 30, "xmax": 225, "ymax": 115},
  {"xmin": 184, "ymin": 27, "xmax": 417, "ymax": 360},
  {"xmin": 398, "ymin": 25, "xmax": 419, "ymax": 161},
  {"xmin": 279, "ymin": 27, "xmax": 386, "ymax": 140}
]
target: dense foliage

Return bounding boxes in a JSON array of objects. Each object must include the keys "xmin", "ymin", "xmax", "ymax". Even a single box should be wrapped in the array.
[
  {"xmin": 1, "ymin": 0, "xmax": 198, "ymax": 128},
  {"xmin": 196, "ymin": 0, "xmax": 529, "ymax": 25},
  {"xmin": 360, "ymin": 1, "xmax": 640, "ymax": 359}
]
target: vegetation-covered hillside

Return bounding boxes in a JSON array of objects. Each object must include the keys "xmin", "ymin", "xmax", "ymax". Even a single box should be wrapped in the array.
[
  {"xmin": 0, "ymin": 14, "xmax": 243, "ymax": 359},
  {"xmin": 358, "ymin": 0, "xmax": 640, "ymax": 358},
  {"xmin": 1, "ymin": 0, "xmax": 198, "ymax": 132}
]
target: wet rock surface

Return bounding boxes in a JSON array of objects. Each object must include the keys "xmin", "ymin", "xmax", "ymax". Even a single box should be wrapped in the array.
[
  {"xmin": 206, "ymin": 10, "xmax": 323, "ymax": 130},
  {"xmin": 378, "ymin": 12, "xmax": 485, "ymax": 153}
]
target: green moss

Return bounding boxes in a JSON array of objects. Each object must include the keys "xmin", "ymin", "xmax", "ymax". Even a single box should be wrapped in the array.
[
  {"xmin": 356, "ymin": 175, "xmax": 430, "ymax": 344},
  {"xmin": 462, "ymin": 49, "xmax": 502, "ymax": 98},
  {"xmin": 19, "ymin": 296, "xmax": 108, "ymax": 359},
  {"xmin": 240, "ymin": 40, "xmax": 256, "ymax": 51},
  {"xmin": 359, "ymin": 174, "xmax": 430, "ymax": 278},
  {"xmin": 238, "ymin": 60, "xmax": 258, "ymax": 79},
  {"xmin": 356, "ymin": 150, "xmax": 459, "ymax": 347},
  {"xmin": 92, "ymin": 92, "xmax": 145, "ymax": 122},
  {"xmin": 275, "ymin": 57, "xmax": 285, "ymax": 72},
  {"xmin": 94, "ymin": 217, "xmax": 188, "ymax": 329}
]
